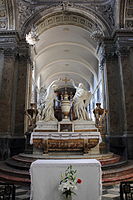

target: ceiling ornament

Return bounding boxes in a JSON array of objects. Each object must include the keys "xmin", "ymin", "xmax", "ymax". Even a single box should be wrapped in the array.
[
  {"xmin": 26, "ymin": 26, "xmax": 39, "ymax": 45},
  {"xmin": 60, "ymin": 1, "xmax": 73, "ymax": 12},
  {"xmin": 25, "ymin": 5, "xmax": 39, "ymax": 46}
]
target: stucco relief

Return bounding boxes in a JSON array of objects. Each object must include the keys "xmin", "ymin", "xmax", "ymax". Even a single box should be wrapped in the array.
[
  {"xmin": 125, "ymin": 0, "xmax": 133, "ymax": 29},
  {"xmin": 0, "ymin": 0, "xmax": 7, "ymax": 29},
  {"xmin": 18, "ymin": 0, "xmax": 113, "ymax": 36},
  {"xmin": 0, "ymin": 0, "xmax": 15, "ymax": 30},
  {"xmin": 0, "ymin": 0, "xmax": 4, "ymax": 5},
  {"xmin": 17, "ymin": 0, "xmax": 33, "ymax": 29},
  {"xmin": 126, "ymin": 20, "xmax": 133, "ymax": 29},
  {"xmin": 36, "ymin": 13, "xmax": 94, "ymax": 36}
]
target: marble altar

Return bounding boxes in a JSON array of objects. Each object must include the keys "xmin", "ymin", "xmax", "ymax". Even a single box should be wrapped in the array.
[
  {"xmin": 30, "ymin": 120, "xmax": 101, "ymax": 155},
  {"xmin": 30, "ymin": 81, "xmax": 102, "ymax": 155}
]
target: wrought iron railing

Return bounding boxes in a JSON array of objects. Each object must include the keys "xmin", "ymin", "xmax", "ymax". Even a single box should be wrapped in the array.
[
  {"xmin": 120, "ymin": 181, "xmax": 133, "ymax": 200},
  {"xmin": 0, "ymin": 183, "xmax": 15, "ymax": 200}
]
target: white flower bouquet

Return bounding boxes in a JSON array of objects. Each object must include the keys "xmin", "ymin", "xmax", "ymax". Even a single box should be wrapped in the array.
[{"xmin": 58, "ymin": 165, "xmax": 82, "ymax": 199}]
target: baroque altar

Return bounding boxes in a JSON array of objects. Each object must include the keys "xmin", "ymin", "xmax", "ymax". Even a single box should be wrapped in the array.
[
  {"xmin": 29, "ymin": 79, "xmax": 102, "ymax": 156},
  {"xmin": 30, "ymin": 120, "xmax": 101, "ymax": 155}
]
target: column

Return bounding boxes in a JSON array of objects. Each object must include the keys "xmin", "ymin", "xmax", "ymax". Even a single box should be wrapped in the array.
[
  {"xmin": 12, "ymin": 43, "xmax": 29, "ymax": 156},
  {"xmin": 0, "ymin": 32, "xmax": 30, "ymax": 159},
  {"xmin": 103, "ymin": 39, "xmax": 127, "ymax": 159},
  {"xmin": 0, "ymin": 45, "xmax": 17, "ymax": 159},
  {"xmin": 117, "ymin": 35, "xmax": 133, "ymax": 159}
]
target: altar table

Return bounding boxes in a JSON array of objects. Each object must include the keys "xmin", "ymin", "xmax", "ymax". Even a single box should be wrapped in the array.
[{"xmin": 30, "ymin": 159, "xmax": 102, "ymax": 200}]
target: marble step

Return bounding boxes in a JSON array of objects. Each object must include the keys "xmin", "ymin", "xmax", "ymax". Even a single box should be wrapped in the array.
[
  {"xmin": 0, "ymin": 162, "xmax": 30, "ymax": 178},
  {"xmin": 5, "ymin": 158, "xmax": 31, "ymax": 170},
  {"xmin": 0, "ymin": 154, "xmax": 133, "ymax": 186},
  {"xmin": 0, "ymin": 173, "xmax": 30, "ymax": 186},
  {"xmin": 102, "ymin": 160, "xmax": 133, "ymax": 177},
  {"xmin": 13, "ymin": 153, "xmax": 121, "ymax": 168},
  {"xmin": 103, "ymin": 173, "xmax": 133, "ymax": 185}
]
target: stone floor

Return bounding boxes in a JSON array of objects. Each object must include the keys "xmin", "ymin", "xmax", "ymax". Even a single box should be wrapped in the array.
[{"xmin": 14, "ymin": 184, "xmax": 120, "ymax": 200}]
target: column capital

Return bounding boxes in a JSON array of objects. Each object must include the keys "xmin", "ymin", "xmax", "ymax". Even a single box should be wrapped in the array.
[
  {"xmin": 100, "ymin": 40, "xmax": 118, "ymax": 62},
  {"xmin": 116, "ymin": 43, "xmax": 131, "ymax": 57}
]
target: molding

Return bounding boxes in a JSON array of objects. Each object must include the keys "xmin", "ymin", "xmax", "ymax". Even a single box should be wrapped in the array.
[
  {"xmin": 23, "ymin": 0, "xmax": 114, "ymax": 5},
  {"xmin": 119, "ymin": 0, "xmax": 126, "ymax": 28},
  {"xmin": 36, "ymin": 12, "xmax": 95, "ymax": 36}
]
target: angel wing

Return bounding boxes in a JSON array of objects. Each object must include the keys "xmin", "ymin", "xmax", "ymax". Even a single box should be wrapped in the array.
[
  {"xmin": 38, "ymin": 86, "xmax": 47, "ymax": 106},
  {"xmin": 84, "ymin": 91, "xmax": 92, "ymax": 107}
]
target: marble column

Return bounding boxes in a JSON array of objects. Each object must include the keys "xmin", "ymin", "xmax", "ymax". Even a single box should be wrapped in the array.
[
  {"xmin": 0, "ymin": 32, "xmax": 29, "ymax": 159},
  {"xmin": 117, "ymin": 35, "xmax": 133, "ymax": 159},
  {"xmin": 103, "ymin": 39, "xmax": 127, "ymax": 159},
  {"xmin": 0, "ymin": 46, "xmax": 17, "ymax": 159}
]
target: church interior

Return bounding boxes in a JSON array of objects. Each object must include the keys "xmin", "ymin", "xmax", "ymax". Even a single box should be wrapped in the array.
[{"xmin": 0, "ymin": 0, "xmax": 133, "ymax": 199}]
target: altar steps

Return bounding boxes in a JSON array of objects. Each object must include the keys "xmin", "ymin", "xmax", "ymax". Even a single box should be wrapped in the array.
[
  {"xmin": 102, "ymin": 160, "xmax": 133, "ymax": 185},
  {"xmin": 0, "ymin": 154, "xmax": 133, "ymax": 186},
  {"xmin": 0, "ymin": 162, "xmax": 30, "ymax": 185}
]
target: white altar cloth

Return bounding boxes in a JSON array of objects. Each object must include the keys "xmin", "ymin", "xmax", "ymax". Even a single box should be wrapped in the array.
[
  {"xmin": 30, "ymin": 159, "xmax": 102, "ymax": 200},
  {"xmin": 30, "ymin": 132, "xmax": 102, "ymax": 144}
]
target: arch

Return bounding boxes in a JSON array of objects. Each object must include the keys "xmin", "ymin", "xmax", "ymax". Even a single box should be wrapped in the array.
[{"xmin": 21, "ymin": 4, "xmax": 111, "ymax": 38}]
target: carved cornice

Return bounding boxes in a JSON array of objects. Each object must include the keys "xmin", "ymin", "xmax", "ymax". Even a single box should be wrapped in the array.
[
  {"xmin": 0, "ymin": 35, "xmax": 29, "ymax": 59},
  {"xmin": 0, "ymin": 31, "xmax": 20, "ymax": 49},
  {"xmin": 23, "ymin": 0, "xmax": 114, "ymax": 5}
]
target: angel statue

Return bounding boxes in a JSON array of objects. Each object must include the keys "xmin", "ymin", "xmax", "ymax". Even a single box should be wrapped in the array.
[
  {"xmin": 37, "ymin": 86, "xmax": 46, "ymax": 120},
  {"xmin": 70, "ymin": 80, "xmax": 92, "ymax": 121},
  {"xmin": 41, "ymin": 79, "xmax": 59, "ymax": 122}
]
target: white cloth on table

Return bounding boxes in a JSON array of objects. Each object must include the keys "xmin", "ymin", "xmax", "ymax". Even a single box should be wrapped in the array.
[
  {"xmin": 30, "ymin": 159, "xmax": 102, "ymax": 200},
  {"xmin": 30, "ymin": 132, "xmax": 102, "ymax": 144}
]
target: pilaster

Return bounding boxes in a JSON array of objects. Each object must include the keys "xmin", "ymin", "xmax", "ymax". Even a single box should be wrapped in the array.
[
  {"xmin": 14, "ymin": 42, "xmax": 29, "ymax": 136},
  {"xmin": 116, "ymin": 32, "xmax": 133, "ymax": 158},
  {"xmin": 103, "ymin": 39, "xmax": 125, "ymax": 135},
  {"xmin": 101, "ymin": 39, "xmax": 127, "ymax": 159},
  {"xmin": 0, "ymin": 31, "xmax": 29, "ymax": 159},
  {"xmin": 0, "ymin": 47, "xmax": 17, "ymax": 136}
]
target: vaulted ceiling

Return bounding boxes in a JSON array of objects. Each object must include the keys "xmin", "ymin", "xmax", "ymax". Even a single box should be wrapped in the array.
[{"xmin": 34, "ymin": 24, "xmax": 98, "ymax": 90}]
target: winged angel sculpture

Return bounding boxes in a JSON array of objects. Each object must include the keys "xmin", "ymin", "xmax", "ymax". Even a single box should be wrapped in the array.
[
  {"xmin": 71, "ymin": 80, "xmax": 92, "ymax": 121},
  {"xmin": 37, "ymin": 79, "xmax": 59, "ymax": 122}
]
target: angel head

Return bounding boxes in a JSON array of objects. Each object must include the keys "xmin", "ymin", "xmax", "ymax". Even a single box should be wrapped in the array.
[
  {"xmin": 78, "ymin": 83, "xmax": 84, "ymax": 88},
  {"xmin": 51, "ymin": 84, "xmax": 58, "ymax": 91}
]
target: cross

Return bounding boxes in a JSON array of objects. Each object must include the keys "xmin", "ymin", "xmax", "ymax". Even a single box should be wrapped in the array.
[{"xmin": 62, "ymin": 77, "xmax": 70, "ymax": 84}]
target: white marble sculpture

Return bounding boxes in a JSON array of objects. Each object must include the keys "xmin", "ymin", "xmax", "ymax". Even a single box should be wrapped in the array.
[
  {"xmin": 40, "ymin": 80, "xmax": 59, "ymax": 122},
  {"xmin": 71, "ymin": 80, "xmax": 92, "ymax": 121}
]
